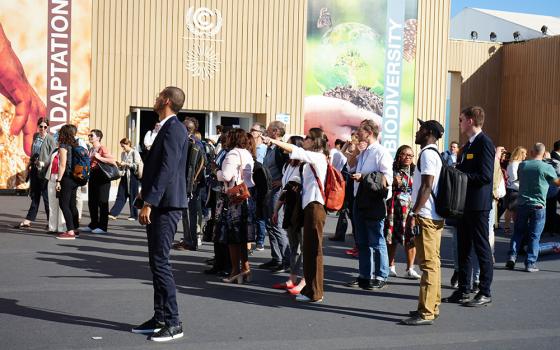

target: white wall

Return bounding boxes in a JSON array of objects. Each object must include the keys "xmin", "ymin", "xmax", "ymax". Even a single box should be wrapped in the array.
[{"xmin": 451, "ymin": 8, "xmax": 542, "ymax": 42}]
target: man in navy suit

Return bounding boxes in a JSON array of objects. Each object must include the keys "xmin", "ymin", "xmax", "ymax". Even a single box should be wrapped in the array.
[
  {"xmin": 443, "ymin": 106, "xmax": 495, "ymax": 307},
  {"xmin": 132, "ymin": 86, "xmax": 188, "ymax": 342}
]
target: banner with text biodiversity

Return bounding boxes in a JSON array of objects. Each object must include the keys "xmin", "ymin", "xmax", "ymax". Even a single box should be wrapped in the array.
[
  {"xmin": 0, "ymin": 0, "xmax": 91, "ymax": 189},
  {"xmin": 305, "ymin": 0, "xmax": 418, "ymax": 155}
]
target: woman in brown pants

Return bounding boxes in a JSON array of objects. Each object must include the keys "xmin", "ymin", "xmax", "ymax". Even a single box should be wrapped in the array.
[{"xmin": 263, "ymin": 128, "xmax": 328, "ymax": 302}]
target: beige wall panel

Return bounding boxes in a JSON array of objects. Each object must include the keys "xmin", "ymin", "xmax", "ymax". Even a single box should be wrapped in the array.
[
  {"xmin": 91, "ymin": 0, "xmax": 307, "ymax": 154},
  {"xmin": 413, "ymin": 0, "xmax": 451, "ymax": 151}
]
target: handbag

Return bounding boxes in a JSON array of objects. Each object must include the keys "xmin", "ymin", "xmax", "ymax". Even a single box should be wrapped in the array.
[
  {"xmin": 98, "ymin": 161, "xmax": 121, "ymax": 181},
  {"xmin": 226, "ymin": 150, "xmax": 251, "ymax": 205},
  {"xmin": 132, "ymin": 151, "xmax": 144, "ymax": 179}
]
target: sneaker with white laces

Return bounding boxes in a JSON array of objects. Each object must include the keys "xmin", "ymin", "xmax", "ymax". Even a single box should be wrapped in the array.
[
  {"xmin": 389, "ymin": 265, "xmax": 398, "ymax": 277},
  {"xmin": 91, "ymin": 228, "xmax": 107, "ymax": 234},
  {"xmin": 406, "ymin": 267, "xmax": 421, "ymax": 280},
  {"xmin": 150, "ymin": 323, "xmax": 184, "ymax": 342}
]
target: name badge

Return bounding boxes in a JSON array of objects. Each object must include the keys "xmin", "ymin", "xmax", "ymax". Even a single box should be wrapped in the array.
[{"xmin": 466, "ymin": 153, "xmax": 474, "ymax": 160}]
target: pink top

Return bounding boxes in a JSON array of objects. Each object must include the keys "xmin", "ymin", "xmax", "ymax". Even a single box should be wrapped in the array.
[
  {"xmin": 217, "ymin": 148, "xmax": 255, "ymax": 190},
  {"xmin": 89, "ymin": 145, "xmax": 110, "ymax": 169}
]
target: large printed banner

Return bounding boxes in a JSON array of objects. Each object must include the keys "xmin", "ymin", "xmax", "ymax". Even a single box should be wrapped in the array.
[
  {"xmin": 0, "ymin": 0, "xmax": 90, "ymax": 189},
  {"xmin": 304, "ymin": 0, "xmax": 418, "ymax": 155}
]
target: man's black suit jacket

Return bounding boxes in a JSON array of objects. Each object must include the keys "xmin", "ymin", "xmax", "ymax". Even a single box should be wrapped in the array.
[
  {"xmin": 457, "ymin": 132, "xmax": 495, "ymax": 212},
  {"xmin": 141, "ymin": 115, "xmax": 189, "ymax": 209}
]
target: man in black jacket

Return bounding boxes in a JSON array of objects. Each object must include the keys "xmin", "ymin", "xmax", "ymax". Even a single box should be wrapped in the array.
[
  {"xmin": 133, "ymin": 87, "xmax": 188, "ymax": 342},
  {"xmin": 443, "ymin": 106, "xmax": 495, "ymax": 307}
]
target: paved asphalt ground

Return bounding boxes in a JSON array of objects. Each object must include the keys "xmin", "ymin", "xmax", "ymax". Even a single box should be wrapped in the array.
[{"xmin": 1, "ymin": 195, "xmax": 560, "ymax": 350}]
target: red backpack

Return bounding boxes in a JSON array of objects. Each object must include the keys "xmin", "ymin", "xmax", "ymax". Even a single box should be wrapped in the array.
[{"xmin": 310, "ymin": 163, "xmax": 346, "ymax": 211}]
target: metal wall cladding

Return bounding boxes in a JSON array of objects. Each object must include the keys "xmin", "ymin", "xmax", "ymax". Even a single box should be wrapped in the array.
[
  {"xmin": 449, "ymin": 36, "xmax": 560, "ymax": 151},
  {"xmin": 90, "ymin": 0, "xmax": 307, "ymax": 154},
  {"xmin": 412, "ymin": 0, "xmax": 451, "ymax": 152}
]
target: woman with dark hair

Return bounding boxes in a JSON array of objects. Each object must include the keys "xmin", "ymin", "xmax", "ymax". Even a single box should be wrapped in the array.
[
  {"xmin": 82, "ymin": 129, "xmax": 115, "ymax": 234},
  {"xmin": 216, "ymin": 129, "xmax": 256, "ymax": 283},
  {"xmin": 271, "ymin": 135, "xmax": 307, "ymax": 295},
  {"xmin": 263, "ymin": 128, "xmax": 328, "ymax": 302},
  {"xmin": 15, "ymin": 118, "xmax": 56, "ymax": 229},
  {"xmin": 55, "ymin": 124, "xmax": 80, "ymax": 240},
  {"xmin": 109, "ymin": 137, "xmax": 142, "ymax": 221},
  {"xmin": 385, "ymin": 145, "xmax": 421, "ymax": 279}
]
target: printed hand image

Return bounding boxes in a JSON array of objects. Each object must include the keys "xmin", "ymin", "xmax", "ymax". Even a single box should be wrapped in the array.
[{"xmin": 0, "ymin": 23, "xmax": 47, "ymax": 157}]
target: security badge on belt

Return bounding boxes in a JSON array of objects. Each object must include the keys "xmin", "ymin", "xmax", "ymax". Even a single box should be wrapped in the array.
[{"xmin": 466, "ymin": 153, "xmax": 474, "ymax": 160}]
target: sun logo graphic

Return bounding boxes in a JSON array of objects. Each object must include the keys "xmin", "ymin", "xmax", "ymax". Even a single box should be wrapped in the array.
[{"xmin": 185, "ymin": 45, "xmax": 220, "ymax": 80}]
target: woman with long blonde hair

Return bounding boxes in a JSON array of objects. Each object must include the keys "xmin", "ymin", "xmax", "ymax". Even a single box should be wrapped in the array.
[{"xmin": 504, "ymin": 146, "xmax": 527, "ymax": 233}]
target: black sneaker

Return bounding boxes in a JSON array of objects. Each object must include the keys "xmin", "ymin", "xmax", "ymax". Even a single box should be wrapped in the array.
[
  {"xmin": 131, "ymin": 318, "xmax": 165, "ymax": 334},
  {"xmin": 450, "ymin": 271, "xmax": 458, "ymax": 288},
  {"xmin": 372, "ymin": 279, "xmax": 387, "ymax": 289},
  {"xmin": 505, "ymin": 260, "xmax": 515, "ymax": 270},
  {"xmin": 345, "ymin": 278, "xmax": 361, "ymax": 288},
  {"xmin": 150, "ymin": 323, "xmax": 184, "ymax": 342},
  {"xmin": 471, "ymin": 282, "xmax": 480, "ymax": 294}
]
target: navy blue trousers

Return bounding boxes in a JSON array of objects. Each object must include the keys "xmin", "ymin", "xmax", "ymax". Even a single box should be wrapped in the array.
[{"xmin": 147, "ymin": 208, "xmax": 182, "ymax": 326}]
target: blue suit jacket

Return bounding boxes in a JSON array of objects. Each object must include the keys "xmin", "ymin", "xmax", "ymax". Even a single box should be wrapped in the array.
[
  {"xmin": 141, "ymin": 115, "xmax": 189, "ymax": 209},
  {"xmin": 457, "ymin": 132, "xmax": 495, "ymax": 211}
]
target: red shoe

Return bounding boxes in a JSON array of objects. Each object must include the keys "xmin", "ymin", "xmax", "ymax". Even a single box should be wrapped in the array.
[
  {"xmin": 345, "ymin": 247, "xmax": 358, "ymax": 256},
  {"xmin": 56, "ymin": 232, "xmax": 76, "ymax": 240},
  {"xmin": 272, "ymin": 280, "xmax": 295, "ymax": 289},
  {"xmin": 352, "ymin": 250, "xmax": 359, "ymax": 258}
]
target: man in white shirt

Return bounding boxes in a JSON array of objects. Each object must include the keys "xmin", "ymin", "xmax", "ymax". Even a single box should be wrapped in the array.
[
  {"xmin": 402, "ymin": 119, "xmax": 444, "ymax": 326},
  {"xmin": 345, "ymin": 119, "xmax": 393, "ymax": 290},
  {"xmin": 143, "ymin": 122, "xmax": 161, "ymax": 152},
  {"xmin": 329, "ymin": 139, "xmax": 347, "ymax": 172}
]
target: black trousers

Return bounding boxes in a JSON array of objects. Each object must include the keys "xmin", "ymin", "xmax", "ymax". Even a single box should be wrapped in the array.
[
  {"xmin": 147, "ymin": 207, "xmax": 182, "ymax": 326},
  {"xmin": 59, "ymin": 176, "xmax": 79, "ymax": 231},
  {"xmin": 26, "ymin": 167, "xmax": 49, "ymax": 221},
  {"xmin": 458, "ymin": 210, "xmax": 494, "ymax": 296},
  {"xmin": 88, "ymin": 168, "xmax": 111, "ymax": 231}
]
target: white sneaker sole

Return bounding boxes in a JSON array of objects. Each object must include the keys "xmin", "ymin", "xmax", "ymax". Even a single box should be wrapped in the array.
[
  {"xmin": 150, "ymin": 332, "xmax": 184, "ymax": 342},
  {"xmin": 131, "ymin": 327, "xmax": 162, "ymax": 334},
  {"xmin": 55, "ymin": 236, "xmax": 76, "ymax": 240}
]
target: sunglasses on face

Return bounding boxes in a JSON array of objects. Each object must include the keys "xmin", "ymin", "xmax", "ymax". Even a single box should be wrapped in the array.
[
  {"xmin": 88, "ymin": 134, "xmax": 95, "ymax": 138},
  {"xmin": 38, "ymin": 125, "xmax": 48, "ymax": 129},
  {"xmin": 250, "ymin": 129, "xmax": 261, "ymax": 133}
]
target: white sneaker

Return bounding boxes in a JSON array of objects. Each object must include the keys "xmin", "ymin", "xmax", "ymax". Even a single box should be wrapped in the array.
[
  {"xmin": 127, "ymin": 217, "xmax": 136, "ymax": 221},
  {"xmin": 80, "ymin": 226, "xmax": 92, "ymax": 232},
  {"xmin": 406, "ymin": 267, "xmax": 421, "ymax": 280},
  {"xmin": 108, "ymin": 215, "xmax": 118, "ymax": 220},
  {"xmin": 91, "ymin": 228, "xmax": 107, "ymax": 234},
  {"xmin": 389, "ymin": 265, "xmax": 398, "ymax": 277},
  {"xmin": 197, "ymin": 237, "xmax": 202, "ymax": 248},
  {"xmin": 295, "ymin": 294, "xmax": 323, "ymax": 303}
]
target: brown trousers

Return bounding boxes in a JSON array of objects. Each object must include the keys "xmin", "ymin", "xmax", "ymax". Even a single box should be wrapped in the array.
[
  {"xmin": 300, "ymin": 202, "xmax": 326, "ymax": 301},
  {"xmin": 415, "ymin": 216, "xmax": 445, "ymax": 320}
]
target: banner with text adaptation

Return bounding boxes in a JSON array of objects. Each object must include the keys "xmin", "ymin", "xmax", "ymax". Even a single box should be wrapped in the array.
[
  {"xmin": 305, "ymin": 0, "xmax": 418, "ymax": 156},
  {"xmin": 0, "ymin": 0, "xmax": 91, "ymax": 189}
]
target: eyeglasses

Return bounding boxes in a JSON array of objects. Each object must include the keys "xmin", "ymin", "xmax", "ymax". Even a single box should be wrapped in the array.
[
  {"xmin": 38, "ymin": 125, "xmax": 48, "ymax": 129},
  {"xmin": 401, "ymin": 153, "xmax": 414, "ymax": 158},
  {"xmin": 250, "ymin": 129, "xmax": 262, "ymax": 133}
]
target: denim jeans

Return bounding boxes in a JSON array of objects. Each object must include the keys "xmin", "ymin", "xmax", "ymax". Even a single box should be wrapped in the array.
[
  {"xmin": 265, "ymin": 187, "xmax": 290, "ymax": 265},
  {"xmin": 509, "ymin": 204, "xmax": 546, "ymax": 266},
  {"xmin": 353, "ymin": 203, "xmax": 389, "ymax": 280},
  {"xmin": 255, "ymin": 219, "xmax": 266, "ymax": 246}
]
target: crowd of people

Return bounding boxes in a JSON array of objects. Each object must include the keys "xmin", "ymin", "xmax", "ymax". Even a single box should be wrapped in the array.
[{"xmin": 14, "ymin": 88, "xmax": 560, "ymax": 339}]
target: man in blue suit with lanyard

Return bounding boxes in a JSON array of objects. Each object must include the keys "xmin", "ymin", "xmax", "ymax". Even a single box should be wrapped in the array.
[
  {"xmin": 443, "ymin": 106, "xmax": 495, "ymax": 307},
  {"xmin": 132, "ymin": 86, "xmax": 189, "ymax": 342}
]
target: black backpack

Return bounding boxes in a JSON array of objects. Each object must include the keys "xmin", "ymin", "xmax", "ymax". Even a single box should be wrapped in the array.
[
  {"xmin": 186, "ymin": 138, "xmax": 207, "ymax": 194},
  {"xmin": 418, "ymin": 147, "xmax": 468, "ymax": 219},
  {"xmin": 252, "ymin": 161, "xmax": 273, "ymax": 219}
]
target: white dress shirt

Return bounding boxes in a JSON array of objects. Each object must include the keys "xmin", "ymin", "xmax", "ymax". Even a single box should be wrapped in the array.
[
  {"xmin": 352, "ymin": 142, "xmax": 393, "ymax": 197},
  {"xmin": 290, "ymin": 147, "xmax": 327, "ymax": 209}
]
